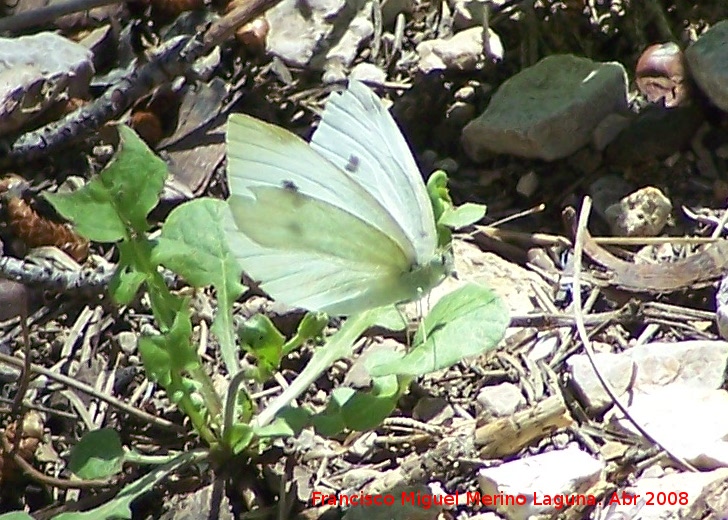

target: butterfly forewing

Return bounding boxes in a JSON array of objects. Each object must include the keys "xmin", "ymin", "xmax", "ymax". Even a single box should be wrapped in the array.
[
  {"xmin": 227, "ymin": 113, "xmax": 415, "ymax": 260},
  {"xmin": 310, "ymin": 81, "xmax": 438, "ymax": 264}
]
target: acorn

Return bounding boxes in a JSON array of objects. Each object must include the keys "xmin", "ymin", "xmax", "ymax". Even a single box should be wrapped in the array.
[{"xmin": 635, "ymin": 42, "xmax": 690, "ymax": 108}]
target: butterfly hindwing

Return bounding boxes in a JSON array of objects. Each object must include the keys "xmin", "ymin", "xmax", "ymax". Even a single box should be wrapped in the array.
[{"xmin": 222, "ymin": 202, "xmax": 421, "ymax": 315}]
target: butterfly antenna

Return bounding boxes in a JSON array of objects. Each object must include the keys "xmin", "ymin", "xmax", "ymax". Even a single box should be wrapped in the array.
[{"xmin": 395, "ymin": 304, "xmax": 411, "ymax": 349}]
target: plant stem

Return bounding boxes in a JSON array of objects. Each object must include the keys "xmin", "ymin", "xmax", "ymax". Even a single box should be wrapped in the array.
[{"xmin": 254, "ymin": 311, "xmax": 377, "ymax": 428}]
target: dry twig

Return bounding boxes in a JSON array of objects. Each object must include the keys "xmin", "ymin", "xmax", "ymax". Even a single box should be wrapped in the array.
[
  {"xmin": 0, "ymin": 0, "xmax": 282, "ymax": 167},
  {"xmin": 570, "ymin": 196, "xmax": 697, "ymax": 473}
]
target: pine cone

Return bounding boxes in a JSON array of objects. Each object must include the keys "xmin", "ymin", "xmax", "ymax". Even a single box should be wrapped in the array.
[{"xmin": 6, "ymin": 197, "xmax": 89, "ymax": 262}]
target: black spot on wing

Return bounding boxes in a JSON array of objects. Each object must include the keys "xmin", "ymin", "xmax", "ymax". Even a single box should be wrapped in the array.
[
  {"xmin": 282, "ymin": 180, "xmax": 299, "ymax": 192},
  {"xmin": 345, "ymin": 155, "xmax": 360, "ymax": 173}
]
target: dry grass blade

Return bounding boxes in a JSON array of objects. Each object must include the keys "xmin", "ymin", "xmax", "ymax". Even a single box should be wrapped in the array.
[
  {"xmin": 0, "ymin": 351, "xmax": 183, "ymax": 431},
  {"xmin": 570, "ymin": 196, "xmax": 697, "ymax": 473}
]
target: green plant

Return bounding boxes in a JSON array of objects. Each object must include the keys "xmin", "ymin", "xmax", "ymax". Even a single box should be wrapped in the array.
[{"xmin": 10, "ymin": 125, "xmax": 510, "ymax": 519}]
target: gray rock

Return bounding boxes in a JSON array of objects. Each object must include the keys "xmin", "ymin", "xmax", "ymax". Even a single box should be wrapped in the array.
[
  {"xmin": 515, "ymin": 170, "xmax": 539, "ymax": 197},
  {"xmin": 716, "ymin": 275, "xmax": 728, "ymax": 340},
  {"xmin": 416, "ymin": 27, "xmax": 502, "ymax": 73},
  {"xmin": 452, "ymin": 0, "xmax": 488, "ymax": 29},
  {"xmin": 589, "ymin": 174, "xmax": 634, "ymax": 221},
  {"xmin": 609, "ymin": 385, "xmax": 728, "ymax": 469},
  {"xmin": 477, "ymin": 382, "xmax": 525, "ymax": 417},
  {"xmin": 0, "ymin": 32, "xmax": 94, "ymax": 136},
  {"xmin": 445, "ymin": 101, "xmax": 476, "ymax": 129},
  {"xmin": 478, "ymin": 446, "xmax": 604, "ymax": 519},
  {"xmin": 604, "ymin": 186, "xmax": 672, "ymax": 237},
  {"xmin": 568, "ymin": 341, "xmax": 728, "ymax": 413},
  {"xmin": 462, "ymin": 54, "xmax": 628, "ymax": 161},
  {"xmin": 592, "ymin": 112, "xmax": 631, "ymax": 151},
  {"xmin": 596, "ymin": 468, "xmax": 728, "ymax": 520},
  {"xmin": 325, "ymin": 15, "xmax": 374, "ymax": 74},
  {"xmin": 115, "ymin": 331, "xmax": 138, "ymax": 356},
  {"xmin": 265, "ymin": 0, "xmax": 345, "ymax": 67},
  {"xmin": 686, "ymin": 20, "xmax": 728, "ymax": 111}
]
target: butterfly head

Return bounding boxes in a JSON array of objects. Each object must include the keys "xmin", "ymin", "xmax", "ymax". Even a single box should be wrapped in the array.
[{"xmin": 406, "ymin": 249, "xmax": 453, "ymax": 298}]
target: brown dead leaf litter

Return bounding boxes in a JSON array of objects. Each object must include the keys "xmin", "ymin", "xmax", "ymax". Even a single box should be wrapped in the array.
[{"xmin": 1, "ymin": 0, "xmax": 728, "ymax": 519}]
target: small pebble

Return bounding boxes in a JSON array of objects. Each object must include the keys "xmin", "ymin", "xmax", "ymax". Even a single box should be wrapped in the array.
[{"xmin": 516, "ymin": 170, "xmax": 539, "ymax": 197}]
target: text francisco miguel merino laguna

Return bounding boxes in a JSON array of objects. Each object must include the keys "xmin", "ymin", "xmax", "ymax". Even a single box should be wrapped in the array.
[{"xmin": 311, "ymin": 490, "xmax": 599, "ymax": 509}]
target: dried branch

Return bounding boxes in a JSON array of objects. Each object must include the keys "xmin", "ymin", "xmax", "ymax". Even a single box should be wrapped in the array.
[
  {"xmin": 0, "ymin": 254, "xmax": 114, "ymax": 292},
  {"xmin": 0, "ymin": 0, "xmax": 281, "ymax": 167},
  {"xmin": 570, "ymin": 196, "xmax": 697, "ymax": 473},
  {"xmin": 0, "ymin": 0, "xmax": 123, "ymax": 33},
  {"xmin": 0, "ymin": 350, "xmax": 184, "ymax": 431}
]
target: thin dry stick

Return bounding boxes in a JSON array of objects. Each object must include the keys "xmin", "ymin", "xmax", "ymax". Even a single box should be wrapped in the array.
[
  {"xmin": 593, "ymin": 236, "xmax": 720, "ymax": 246},
  {"xmin": 10, "ymin": 312, "xmax": 31, "ymax": 456},
  {"xmin": 571, "ymin": 196, "xmax": 697, "ymax": 472},
  {"xmin": 0, "ymin": 352, "xmax": 183, "ymax": 431},
  {"xmin": 0, "ymin": 0, "xmax": 123, "ymax": 33},
  {"xmin": 10, "ymin": 307, "xmax": 30, "ymax": 417},
  {"xmin": 710, "ymin": 206, "xmax": 728, "ymax": 239},
  {"xmin": 0, "ymin": 431, "xmax": 113, "ymax": 489}
]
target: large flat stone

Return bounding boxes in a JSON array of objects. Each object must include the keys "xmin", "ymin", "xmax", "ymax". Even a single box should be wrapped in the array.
[{"xmin": 462, "ymin": 54, "xmax": 627, "ymax": 161}]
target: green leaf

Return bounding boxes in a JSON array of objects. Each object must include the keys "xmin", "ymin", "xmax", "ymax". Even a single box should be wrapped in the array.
[
  {"xmin": 161, "ymin": 308, "xmax": 197, "ymax": 371},
  {"xmin": 109, "ymin": 241, "xmax": 149, "ymax": 305},
  {"xmin": 138, "ymin": 308, "xmax": 196, "ymax": 386},
  {"xmin": 68, "ymin": 429, "xmax": 125, "ymax": 480},
  {"xmin": 45, "ymin": 126, "xmax": 168, "ymax": 242},
  {"xmin": 153, "ymin": 198, "xmax": 246, "ymax": 374},
  {"xmin": 0, "ymin": 513, "xmax": 34, "ymax": 519},
  {"xmin": 137, "ymin": 336, "xmax": 172, "ymax": 387},
  {"xmin": 226, "ymin": 423, "xmax": 255, "ymax": 455},
  {"xmin": 439, "ymin": 203, "xmax": 486, "ymax": 228},
  {"xmin": 339, "ymin": 375, "xmax": 402, "ymax": 431},
  {"xmin": 368, "ymin": 306, "xmax": 407, "ymax": 332},
  {"xmin": 296, "ymin": 312, "xmax": 328, "ymax": 339},
  {"xmin": 426, "ymin": 170, "xmax": 452, "ymax": 224},
  {"xmin": 312, "ymin": 375, "xmax": 402, "ymax": 435},
  {"xmin": 426, "ymin": 170, "xmax": 485, "ymax": 240},
  {"xmin": 268, "ymin": 408, "xmax": 311, "ymax": 437},
  {"xmin": 282, "ymin": 312, "xmax": 328, "ymax": 355},
  {"xmin": 312, "ymin": 394, "xmax": 349, "ymax": 437},
  {"xmin": 238, "ymin": 314, "xmax": 285, "ymax": 380},
  {"xmin": 367, "ymin": 284, "xmax": 509, "ymax": 377},
  {"xmin": 52, "ymin": 450, "xmax": 205, "ymax": 520}
]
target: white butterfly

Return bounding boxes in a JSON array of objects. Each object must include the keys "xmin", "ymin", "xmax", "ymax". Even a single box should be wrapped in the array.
[{"xmin": 223, "ymin": 80, "xmax": 450, "ymax": 316}]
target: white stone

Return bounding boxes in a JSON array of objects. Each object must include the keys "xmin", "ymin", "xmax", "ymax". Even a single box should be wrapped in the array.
[
  {"xmin": 478, "ymin": 446, "xmax": 604, "ymax": 520},
  {"xmin": 477, "ymin": 382, "xmax": 525, "ymax": 417},
  {"xmin": 610, "ymin": 385, "xmax": 728, "ymax": 469},
  {"xmin": 416, "ymin": 27, "xmax": 502, "ymax": 73},
  {"xmin": 596, "ymin": 468, "xmax": 728, "ymax": 520},
  {"xmin": 0, "ymin": 32, "xmax": 94, "ymax": 136},
  {"xmin": 568, "ymin": 340, "xmax": 728, "ymax": 411}
]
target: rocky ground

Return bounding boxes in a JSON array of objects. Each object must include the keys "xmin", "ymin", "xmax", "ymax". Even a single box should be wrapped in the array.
[{"xmin": 1, "ymin": 1, "xmax": 728, "ymax": 519}]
